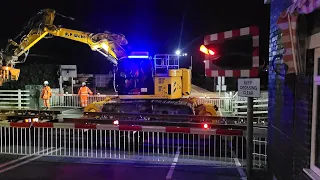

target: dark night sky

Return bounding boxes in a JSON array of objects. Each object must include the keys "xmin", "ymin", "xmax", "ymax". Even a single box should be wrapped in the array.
[{"xmin": 1, "ymin": 0, "xmax": 270, "ymax": 74}]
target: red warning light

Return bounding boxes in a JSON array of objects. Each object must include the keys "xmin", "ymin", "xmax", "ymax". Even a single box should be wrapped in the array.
[
  {"xmin": 199, "ymin": 45, "xmax": 215, "ymax": 56},
  {"xmin": 203, "ymin": 123, "xmax": 209, "ymax": 129}
]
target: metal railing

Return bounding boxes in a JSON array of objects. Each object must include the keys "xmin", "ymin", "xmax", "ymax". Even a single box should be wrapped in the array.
[
  {"xmin": 49, "ymin": 92, "xmax": 269, "ymax": 116},
  {"xmin": 196, "ymin": 97, "xmax": 233, "ymax": 113},
  {"xmin": 0, "ymin": 89, "xmax": 30, "ymax": 109},
  {"xmin": 0, "ymin": 89, "xmax": 269, "ymax": 117},
  {"xmin": 0, "ymin": 122, "xmax": 267, "ymax": 169},
  {"xmin": 233, "ymin": 99, "xmax": 268, "ymax": 117},
  {"xmin": 50, "ymin": 94, "xmax": 235, "ymax": 114},
  {"xmin": 50, "ymin": 94, "xmax": 111, "ymax": 108}
]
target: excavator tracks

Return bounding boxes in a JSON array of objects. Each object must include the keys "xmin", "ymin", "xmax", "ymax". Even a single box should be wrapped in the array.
[
  {"xmin": 84, "ymin": 96, "xmax": 219, "ymax": 122},
  {"xmin": 101, "ymin": 99, "xmax": 195, "ymax": 115}
]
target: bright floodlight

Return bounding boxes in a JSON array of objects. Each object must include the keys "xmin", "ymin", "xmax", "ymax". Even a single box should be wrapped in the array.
[{"xmin": 175, "ymin": 50, "xmax": 181, "ymax": 55}]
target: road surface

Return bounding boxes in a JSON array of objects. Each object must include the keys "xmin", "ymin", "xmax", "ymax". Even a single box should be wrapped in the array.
[{"xmin": 0, "ymin": 152, "xmax": 244, "ymax": 180}]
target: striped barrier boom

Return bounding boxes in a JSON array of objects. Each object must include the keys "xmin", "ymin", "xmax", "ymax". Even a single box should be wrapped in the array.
[{"xmin": 0, "ymin": 121, "xmax": 244, "ymax": 136}]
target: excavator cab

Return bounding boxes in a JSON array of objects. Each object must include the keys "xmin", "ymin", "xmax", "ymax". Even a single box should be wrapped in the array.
[
  {"xmin": 115, "ymin": 53, "xmax": 192, "ymax": 99},
  {"xmin": 115, "ymin": 52, "xmax": 155, "ymax": 95}
]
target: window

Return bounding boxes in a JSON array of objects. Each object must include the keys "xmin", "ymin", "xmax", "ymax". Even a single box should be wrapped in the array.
[{"xmin": 310, "ymin": 34, "xmax": 320, "ymax": 178}]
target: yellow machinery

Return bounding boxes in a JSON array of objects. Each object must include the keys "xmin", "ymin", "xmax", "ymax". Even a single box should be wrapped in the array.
[
  {"xmin": 0, "ymin": 9, "xmax": 127, "ymax": 85},
  {"xmin": 0, "ymin": 9, "xmax": 218, "ymax": 117},
  {"xmin": 85, "ymin": 53, "xmax": 218, "ymax": 116}
]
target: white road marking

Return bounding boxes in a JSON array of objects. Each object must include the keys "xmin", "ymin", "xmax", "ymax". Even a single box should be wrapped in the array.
[
  {"xmin": 0, "ymin": 147, "xmax": 54, "ymax": 169},
  {"xmin": 233, "ymin": 158, "xmax": 246, "ymax": 180},
  {"xmin": 166, "ymin": 147, "xmax": 180, "ymax": 180},
  {"xmin": 0, "ymin": 148, "xmax": 63, "ymax": 174},
  {"xmin": 228, "ymin": 142, "xmax": 247, "ymax": 180}
]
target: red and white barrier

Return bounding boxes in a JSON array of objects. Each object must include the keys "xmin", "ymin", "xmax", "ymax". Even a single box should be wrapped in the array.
[
  {"xmin": 0, "ymin": 121, "xmax": 32, "ymax": 128},
  {"xmin": 204, "ymin": 26, "xmax": 259, "ymax": 77},
  {"xmin": 0, "ymin": 121, "xmax": 244, "ymax": 136}
]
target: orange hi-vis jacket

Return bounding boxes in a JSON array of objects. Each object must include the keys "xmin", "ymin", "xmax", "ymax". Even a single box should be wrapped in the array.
[
  {"xmin": 78, "ymin": 86, "xmax": 93, "ymax": 96},
  {"xmin": 41, "ymin": 86, "xmax": 52, "ymax": 100}
]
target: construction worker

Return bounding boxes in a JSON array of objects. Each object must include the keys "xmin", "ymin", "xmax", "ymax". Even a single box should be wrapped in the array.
[
  {"xmin": 78, "ymin": 82, "xmax": 93, "ymax": 107},
  {"xmin": 40, "ymin": 81, "xmax": 52, "ymax": 110}
]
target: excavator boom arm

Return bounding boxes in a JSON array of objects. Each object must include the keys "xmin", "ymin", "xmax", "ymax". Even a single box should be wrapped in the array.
[
  {"xmin": 5, "ymin": 9, "xmax": 127, "ymax": 66},
  {"xmin": 0, "ymin": 9, "xmax": 128, "ymax": 85},
  {"xmin": 11, "ymin": 30, "xmax": 49, "ymax": 57}
]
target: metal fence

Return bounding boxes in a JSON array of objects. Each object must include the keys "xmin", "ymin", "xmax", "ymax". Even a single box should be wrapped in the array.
[
  {"xmin": 0, "ymin": 122, "xmax": 267, "ymax": 169},
  {"xmin": 50, "ymin": 94, "xmax": 235, "ymax": 114},
  {"xmin": 49, "ymin": 93, "xmax": 268, "ymax": 116},
  {"xmin": 50, "ymin": 94, "xmax": 110, "ymax": 108},
  {"xmin": 0, "ymin": 89, "xmax": 268, "ymax": 117},
  {"xmin": 233, "ymin": 92, "xmax": 268, "ymax": 117},
  {"xmin": 0, "ymin": 90, "xmax": 30, "ymax": 109}
]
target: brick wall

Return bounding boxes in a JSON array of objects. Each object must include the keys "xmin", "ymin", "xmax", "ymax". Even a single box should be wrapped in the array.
[{"xmin": 268, "ymin": 0, "xmax": 314, "ymax": 179}]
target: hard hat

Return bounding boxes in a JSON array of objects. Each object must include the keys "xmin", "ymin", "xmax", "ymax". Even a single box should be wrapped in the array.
[
  {"xmin": 44, "ymin": 81, "xmax": 49, "ymax": 85},
  {"xmin": 82, "ymin": 82, "xmax": 86, "ymax": 86}
]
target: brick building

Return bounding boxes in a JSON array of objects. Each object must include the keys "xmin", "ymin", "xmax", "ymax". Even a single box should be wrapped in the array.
[{"xmin": 267, "ymin": 0, "xmax": 320, "ymax": 179}]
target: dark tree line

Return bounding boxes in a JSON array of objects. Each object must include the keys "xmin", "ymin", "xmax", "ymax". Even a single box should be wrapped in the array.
[{"xmin": 0, "ymin": 64, "xmax": 59, "ymax": 90}]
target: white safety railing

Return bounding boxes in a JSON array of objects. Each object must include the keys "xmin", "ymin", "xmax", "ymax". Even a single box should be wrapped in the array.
[
  {"xmin": 233, "ymin": 98, "xmax": 268, "ymax": 117},
  {"xmin": 0, "ymin": 122, "xmax": 267, "ymax": 169},
  {"xmin": 0, "ymin": 89, "xmax": 268, "ymax": 117},
  {"xmin": 0, "ymin": 89, "xmax": 30, "ymax": 109},
  {"xmin": 196, "ymin": 97, "xmax": 233, "ymax": 113},
  {"xmin": 50, "ymin": 94, "xmax": 234, "ymax": 113},
  {"xmin": 233, "ymin": 99, "xmax": 268, "ymax": 116},
  {"xmin": 50, "ymin": 94, "xmax": 114, "ymax": 107}
]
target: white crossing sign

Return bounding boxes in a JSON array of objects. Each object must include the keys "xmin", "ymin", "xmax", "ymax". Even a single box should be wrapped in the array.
[{"xmin": 237, "ymin": 78, "xmax": 260, "ymax": 98}]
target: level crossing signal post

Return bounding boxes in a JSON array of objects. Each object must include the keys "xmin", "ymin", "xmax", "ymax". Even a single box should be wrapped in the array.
[
  {"xmin": 200, "ymin": 26, "xmax": 260, "ymax": 178},
  {"xmin": 238, "ymin": 78, "xmax": 260, "ymax": 179}
]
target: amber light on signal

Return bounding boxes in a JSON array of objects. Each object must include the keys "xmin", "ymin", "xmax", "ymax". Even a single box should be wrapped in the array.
[{"xmin": 199, "ymin": 45, "xmax": 215, "ymax": 55}]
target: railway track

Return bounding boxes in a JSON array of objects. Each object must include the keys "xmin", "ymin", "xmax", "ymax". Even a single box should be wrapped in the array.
[
  {"xmin": 0, "ymin": 109, "xmax": 268, "ymax": 128},
  {"xmin": 0, "ymin": 109, "xmax": 62, "ymax": 122},
  {"xmin": 83, "ymin": 112, "xmax": 267, "ymax": 125}
]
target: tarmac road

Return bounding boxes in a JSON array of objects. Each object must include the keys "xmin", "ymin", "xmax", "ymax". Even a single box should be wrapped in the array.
[{"xmin": 0, "ymin": 152, "xmax": 243, "ymax": 180}]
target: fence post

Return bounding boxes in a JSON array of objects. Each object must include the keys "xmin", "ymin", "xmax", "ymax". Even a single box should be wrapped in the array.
[
  {"xmin": 18, "ymin": 89, "xmax": 22, "ymax": 109},
  {"xmin": 232, "ymin": 99, "xmax": 237, "ymax": 116}
]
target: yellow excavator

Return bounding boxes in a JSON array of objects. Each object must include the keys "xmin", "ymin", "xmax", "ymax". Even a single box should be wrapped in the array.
[{"xmin": 0, "ymin": 9, "xmax": 218, "ymax": 117}]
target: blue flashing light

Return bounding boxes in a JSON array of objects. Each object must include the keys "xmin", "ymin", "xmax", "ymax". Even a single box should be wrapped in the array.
[{"xmin": 128, "ymin": 55, "xmax": 149, "ymax": 59}]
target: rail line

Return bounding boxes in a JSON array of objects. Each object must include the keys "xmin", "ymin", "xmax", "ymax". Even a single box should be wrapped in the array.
[
  {"xmin": 0, "ymin": 109, "xmax": 61, "ymax": 121},
  {"xmin": 83, "ymin": 111, "xmax": 268, "ymax": 126},
  {"xmin": 0, "ymin": 109, "xmax": 267, "ymax": 127}
]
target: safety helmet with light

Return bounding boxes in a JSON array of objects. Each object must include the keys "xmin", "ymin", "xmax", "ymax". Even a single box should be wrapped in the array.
[
  {"xmin": 82, "ymin": 82, "xmax": 86, "ymax": 86},
  {"xmin": 44, "ymin": 81, "xmax": 49, "ymax": 85}
]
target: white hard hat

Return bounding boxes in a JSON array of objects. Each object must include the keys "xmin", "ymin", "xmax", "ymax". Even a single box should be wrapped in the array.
[
  {"xmin": 44, "ymin": 81, "xmax": 49, "ymax": 85},
  {"xmin": 82, "ymin": 82, "xmax": 86, "ymax": 86}
]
